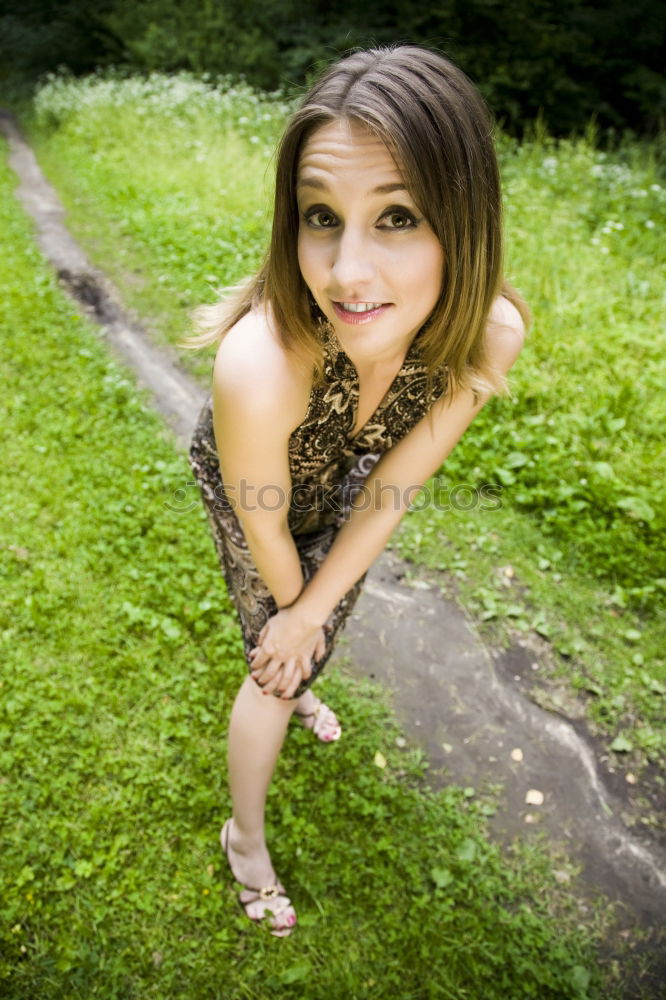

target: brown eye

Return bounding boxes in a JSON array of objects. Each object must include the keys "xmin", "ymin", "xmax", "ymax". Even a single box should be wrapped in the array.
[
  {"xmin": 380, "ymin": 209, "xmax": 418, "ymax": 230},
  {"xmin": 305, "ymin": 210, "xmax": 338, "ymax": 228}
]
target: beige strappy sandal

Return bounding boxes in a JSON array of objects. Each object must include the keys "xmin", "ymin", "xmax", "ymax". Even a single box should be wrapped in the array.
[
  {"xmin": 220, "ymin": 820, "xmax": 296, "ymax": 937},
  {"xmin": 293, "ymin": 697, "xmax": 342, "ymax": 742}
]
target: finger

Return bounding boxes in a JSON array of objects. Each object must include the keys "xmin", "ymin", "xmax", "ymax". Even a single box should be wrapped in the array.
[
  {"xmin": 285, "ymin": 660, "xmax": 312, "ymax": 700},
  {"xmin": 251, "ymin": 656, "xmax": 282, "ymax": 687},
  {"xmin": 276, "ymin": 660, "xmax": 298, "ymax": 699},
  {"xmin": 250, "ymin": 646, "xmax": 269, "ymax": 671},
  {"xmin": 260, "ymin": 662, "xmax": 287, "ymax": 695},
  {"xmin": 251, "ymin": 644, "xmax": 280, "ymax": 675},
  {"xmin": 250, "ymin": 648, "xmax": 265, "ymax": 670},
  {"xmin": 315, "ymin": 633, "xmax": 326, "ymax": 662},
  {"xmin": 250, "ymin": 624, "xmax": 270, "ymax": 662}
]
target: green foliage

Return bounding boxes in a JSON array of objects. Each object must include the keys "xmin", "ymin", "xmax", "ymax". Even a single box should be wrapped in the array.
[
  {"xmin": 2, "ymin": 0, "xmax": 665, "ymax": 135},
  {"xmin": 0, "ymin": 0, "xmax": 119, "ymax": 78},
  {"xmin": 459, "ymin": 133, "xmax": 665, "ymax": 602},
  {"xmin": 0, "ymin": 142, "xmax": 623, "ymax": 998},
  {"xmin": 29, "ymin": 71, "xmax": 289, "ymax": 376},
  {"xmin": 395, "ymin": 135, "xmax": 665, "ymax": 755}
]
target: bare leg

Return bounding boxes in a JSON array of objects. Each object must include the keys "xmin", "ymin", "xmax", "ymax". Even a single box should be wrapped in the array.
[{"xmin": 225, "ymin": 675, "xmax": 298, "ymax": 930}]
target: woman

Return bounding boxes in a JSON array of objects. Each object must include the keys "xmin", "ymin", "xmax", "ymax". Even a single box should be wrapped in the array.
[{"xmin": 189, "ymin": 44, "xmax": 528, "ymax": 936}]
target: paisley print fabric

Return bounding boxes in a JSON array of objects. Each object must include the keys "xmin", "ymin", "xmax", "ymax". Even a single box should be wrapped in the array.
[{"xmin": 189, "ymin": 319, "xmax": 448, "ymax": 696}]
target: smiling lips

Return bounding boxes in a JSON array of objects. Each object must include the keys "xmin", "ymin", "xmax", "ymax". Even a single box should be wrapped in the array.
[{"xmin": 332, "ymin": 300, "xmax": 391, "ymax": 324}]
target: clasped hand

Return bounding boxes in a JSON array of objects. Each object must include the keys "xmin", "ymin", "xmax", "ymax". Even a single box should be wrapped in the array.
[{"xmin": 249, "ymin": 606, "xmax": 326, "ymax": 700}]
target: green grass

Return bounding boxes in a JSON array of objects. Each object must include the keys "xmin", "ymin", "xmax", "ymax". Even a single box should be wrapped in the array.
[
  {"xmin": 393, "ymin": 132, "xmax": 665, "ymax": 766},
  {"xmin": 20, "ymin": 71, "xmax": 665, "ymax": 769},
  {"xmin": 0, "ymin": 139, "xmax": 638, "ymax": 998},
  {"xmin": 29, "ymin": 72, "xmax": 286, "ymax": 379}
]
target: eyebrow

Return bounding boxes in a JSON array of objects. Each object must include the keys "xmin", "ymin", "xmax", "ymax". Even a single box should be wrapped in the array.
[{"xmin": 296, "ymin": 178, "xmax": 407, "ymax": 195}]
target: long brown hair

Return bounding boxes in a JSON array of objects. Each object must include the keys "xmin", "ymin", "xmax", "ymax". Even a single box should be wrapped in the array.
[{"xmin": 187, "ymin": 45, "xmax": 529, "ymax": 395}]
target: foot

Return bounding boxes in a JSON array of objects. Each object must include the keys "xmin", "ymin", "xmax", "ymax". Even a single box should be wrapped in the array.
[
  {"xmin": 221, "ymin": 819, "xmax": 297, "ymax": 937},
  {"xmin": 293, "ymin": 691, "xmax": 341, "ymax": 742}
]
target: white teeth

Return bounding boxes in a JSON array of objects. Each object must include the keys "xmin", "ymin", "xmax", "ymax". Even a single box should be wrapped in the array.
[{"xmin": 339, "ymin": 302, "xmax": 383, "ymax": 312}]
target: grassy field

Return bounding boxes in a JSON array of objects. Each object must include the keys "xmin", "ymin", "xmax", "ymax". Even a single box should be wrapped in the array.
[
  {"xmin": 20, "ymin": 71, "xmax": 665, "ymax": 775},
  {"xmin": 0, "ymin": 136, "xmax": 639, "ymax": 998}
]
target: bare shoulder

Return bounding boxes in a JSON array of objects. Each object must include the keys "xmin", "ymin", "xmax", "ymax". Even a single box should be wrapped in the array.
[
  {"xmin": 486, "ymin": 295, "xmax": 526, "ymax": 375},
  {"xmin": 213, "ymin": 306, "xmax": 311, "ymax": 428}
]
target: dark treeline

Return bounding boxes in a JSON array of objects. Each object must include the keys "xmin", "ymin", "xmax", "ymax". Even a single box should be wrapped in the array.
[{"xmin": 1, "ymin": 0, "xmax": 664, "ymax": 135}]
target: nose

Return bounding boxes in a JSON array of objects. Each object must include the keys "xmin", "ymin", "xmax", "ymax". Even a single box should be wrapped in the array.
[{"xmin": 330, "ymin": 225, "xmax": 375, "ymax": 291}]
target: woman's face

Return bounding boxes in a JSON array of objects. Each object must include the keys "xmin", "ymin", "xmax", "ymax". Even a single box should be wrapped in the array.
[{"xmin": 296, "ymin": 118, "xmax": 444, "ymax": 365}]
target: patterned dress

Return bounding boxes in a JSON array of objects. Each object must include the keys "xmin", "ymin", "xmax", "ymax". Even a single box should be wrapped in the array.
[{"xmin": 189, "ymin": 319, "xmax": 448, "ymax": 697}]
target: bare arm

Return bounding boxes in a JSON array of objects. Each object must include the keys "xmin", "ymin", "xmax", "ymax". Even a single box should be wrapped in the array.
[
  {"xmin": 252, "ymin": 298, "xmax": 525, "ymax": 695},
  {"xmin": 213, "ymin": 328, "xmax": 303, "ymax": 609},
  {"xmin": 211, "ymin": 310, "xmax": 326, "ymax": 683}
]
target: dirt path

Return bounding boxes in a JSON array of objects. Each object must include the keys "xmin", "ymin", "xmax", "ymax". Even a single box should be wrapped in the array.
[{"xmin": 3, "ymin": 111, "xmax": 664, "ymax": 993}]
